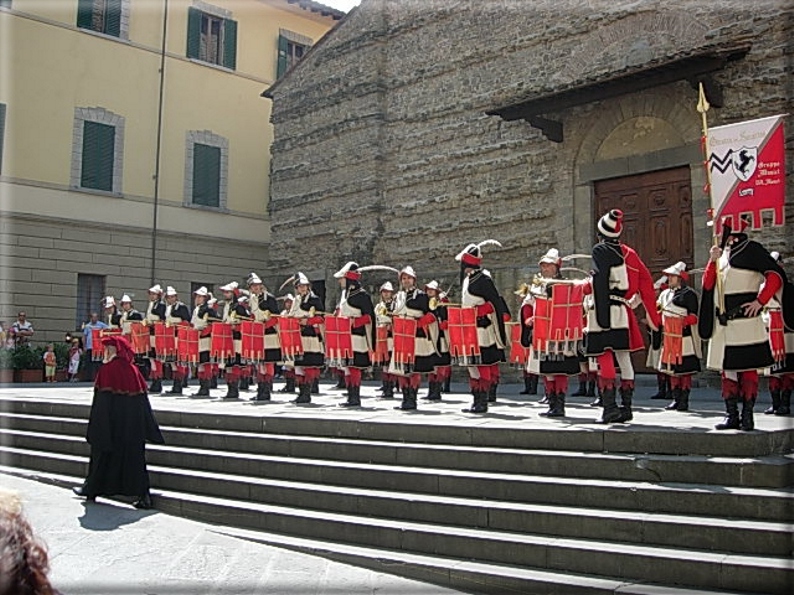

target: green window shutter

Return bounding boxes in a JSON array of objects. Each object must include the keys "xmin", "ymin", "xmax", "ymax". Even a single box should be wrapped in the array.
[
  {"xmin": 105, "ymin": 0, "xmax": 122, "ymax": 37},
  {"xmin": 186, "ymin": 7, "xmax": 202, "ymax": 59},
  {"xmin": 192, "ymin": 144, "xmax": 221, "ymax": 207},
  {"xmin": 276, "ymin": 34, "xmax": 288, "ymax": 79},
  {"xmin": 0, "ymin": 103, "xmax": 6, "ymax": 175},
  {"xmin": 76, "ymin": 0, "xmax": 94, "ymax": 30},
  {"xmin": 222, "ymin": 18, "xmax": 237, "ymax": 70},
  {"xmin": 81, "ymin": 121, "xmax": 115, "ymax": 192}
]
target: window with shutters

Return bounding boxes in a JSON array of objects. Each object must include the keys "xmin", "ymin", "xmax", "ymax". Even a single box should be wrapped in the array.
[
  {"xmin": 76, "ymin": 274, "xmax": 106, "ymax": 330},
  {"xmin": 71, "ymin": 107, "xmax": 125, "ymax": 195},
  {"xmin": 184, "ymin": 131, "xmax": 228, "ymax": 210},
  {"xmin": 0, "ymin": 103, "xmax": 5, "ymax": 175},
  {"xmin": 76, "ymin": 0, "xmax": 130, "ymax": 39},
  {"xmin": 186, "ymin": 5, "xmax": 237, "ymax": 70},
  {"xmin": 276, "ymin": 29, "xmax": 312, "ymax": 79}
]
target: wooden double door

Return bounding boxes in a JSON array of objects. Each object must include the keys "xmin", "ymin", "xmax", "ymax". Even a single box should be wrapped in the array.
[{"xmin": 593, "ymin": 166, "xmax": 695, "ymax": 372}]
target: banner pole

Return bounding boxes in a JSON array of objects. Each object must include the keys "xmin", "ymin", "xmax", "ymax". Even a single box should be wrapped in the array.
[{"xmin": 697, "ymin": 82, "xmax": 724, "ymax": 313}]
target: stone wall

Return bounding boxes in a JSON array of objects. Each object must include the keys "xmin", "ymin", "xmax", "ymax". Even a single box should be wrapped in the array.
[{"xmin": 268, "ymin": 0, "xmax": 794, "ymax": 306}]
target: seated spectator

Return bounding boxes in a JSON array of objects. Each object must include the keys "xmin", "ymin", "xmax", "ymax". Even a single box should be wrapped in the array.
[{"xmin": 0, "ymin": 488, "xmax": 62, "ymax": 595}]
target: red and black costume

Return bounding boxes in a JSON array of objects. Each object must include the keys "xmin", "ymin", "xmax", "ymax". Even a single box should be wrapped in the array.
[
  {"xmin": 287, "ymin": 272, "xmax": 325, "ymax": 404},
  {"xmin": 247, "ymin": 273, "xmax": 281, "ymax": 402},
  {"xmin": 145, "ymin": 286, "xmax": 166, "ymax": 394}
]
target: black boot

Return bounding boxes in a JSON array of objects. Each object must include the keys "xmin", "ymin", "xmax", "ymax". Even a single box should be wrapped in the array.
[
  {"xmin": 650, "ymin": 375, "xmax": 667, "ymax": 400},
  {"xmin": 443, "ymin": 376, "xmax": 451, "ymax": 393},
  {"xmin": 519, "ymin": 376, "xmax": 533, "ymax": 395},
  {"xmin": 311, "ymin": 378, "xmax": 320, "ymax": 395},
  {"xmin": 422, "ymin": 381, "xmax": 442, "ymax": 401},
  {"xmin": 715, "ymin": 398, "xmax": 740, "ymax": 430},
  {"xmin": 192, "ymin": 378, "xmax": 211, "ymax": 397},
  {"xmin": 210, "ymin": 376, "xmax": 218, "ymax": 389},
  {"xmin": 571, "ymin": 379, "xmax": 587, "ymax": 396},
  {"xmin": 595, "ymin": 387, "xmax": 622, "ymax": 424},
  {"xmin": 617, "ymin": 386, "xmax": 633, "ymax": 422},
  {"xmin": 488, "ymin": 383, "xmax": 498, "ymax": 403},
  {"xmin": 333, "ymin": 375, "xmax": 347, "ymax": 390},
  {"xmin": 380, "ymin": 379, "xmax": 395, "ymax": 399},
  {"xmin": 395, "ymin": 386, "xmax": 417, "ymax": 411},
  {"xmin": 292, "ymin": 382, "xmax": 311, "ymax": 404},
  {"xmin": 239, "ymin": 376, "xmax": 250, "ymax": 392},
  {"xmin": 665, "ymin": 387, "xmax": 681, "ymax": 411},
  {"xmin": 462, "ymin": 390, "xmax": 488, "ymax": 413},
  {"xmin": 222, "ymin": 379, "xmax": 239, "ymax": 400},
  {"xmin": 586, "ymin": 380, "xmax": 596, "ymax": 398},
  {"xmin": 183, "ymin": 376, "xmax": 189, "ymax": 389},
  {"xmin": 168, "ymin": 380, "xmax": 183, "ymax": 395},
  {"xmin": 133, "ymin": 492, "xmax": 153, "ymax": 510},
  {"xmin": 279, "ymin": 376, "xmax": 296, "ymax": 393},
  {"xmin": 252, "ymin": 381, "xmax": 271, "ymax": 402},
  {"xmin": 777, "ymin": 389, "xmax": 791, "ymax": 416},
  {"xmin": 765, "ymin": 389, "xmax": 781, "ymax": 415},
  {"xmin": 148, "ymin": 379, "xmax": 162, "ymax": 394},
  {"xmin": 541, "ymin": 392, "xmax": 566, "ymax": 418},
  {"xmin": 528, "ymin": 375, "xmax": 538, "ymax": 395},
  {"xmin": 740, "ymin": 398, "xmax": 756, "ymax": 431},
  {"xmin": 589, "ymin": 388, "xmax": 603, "ymax": 407},
  {"xmin": 538, "ymin": 392, "xmax": 549, "ymax": 405},
  {"xmin": 677, "ymin": 388, "xmax": 690, "ymax": 412},
  {"xmin": 340, "ymin": 384, "xmax": 361, "ymax": 407}
]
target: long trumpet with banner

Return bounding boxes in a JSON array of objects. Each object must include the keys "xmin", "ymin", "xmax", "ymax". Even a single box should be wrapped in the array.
[
  {"xmin": 277, "ymin": 316, "xmax": 304, "ymax": 362},
  {"xmin": 447, "ymin": 306, "xmax": 479, "ymax": 366},
  {"xmin": 209, "ymin": 322, "xmax": 234, "ymax": 363},
  {"xmin": 660, "ymin": 315, "xmax": 684, "ymax": 370},
  {"xmin": 508, "ymin": 322, "xmax": 530, "ymax": 368},
  {"xmin": 240, "ymin": 320, "xmax": 266, "ymax": 363},
  {"xmin": 324, "ymin": 315, "xmax": 353, "ymax": 368},
  {"xmin": 532, "ymin": 282, "xmax": 585, "ymax": 356},
  {"xmin": 152, "ymin": 322, "xmax": 177, "ymax": 362},
  {"xmin": 371, "ymin": 325, "xmax": 390, "ymax": 365},
  {"xmin": 390, "ymin": 316, "xmax": 417, "ymax": 373},
  {"xmin": 176, "ymin": 326, "xmax": 200, "ymax": 365},
  {"xmin": 128, "ymin": 321, "xmax": 150, "ymax": 355},
  {"xmin": 91, "ymin": 328, "xmax": 123, "ymax": 360}
]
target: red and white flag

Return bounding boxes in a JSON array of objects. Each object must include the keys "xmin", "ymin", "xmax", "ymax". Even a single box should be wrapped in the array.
[{"xmin": 708, "ymin": 115, "xmax": 786, "ymax": 234}]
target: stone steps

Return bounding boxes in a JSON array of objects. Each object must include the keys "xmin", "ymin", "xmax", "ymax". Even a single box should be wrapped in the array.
[
  {"xmin": 2, "ymin": 412, "xmax": 792, "ymax": 489},
  {"xmin": 2, "ymin": 396, "xmax": 793, "ymax": 594},
  {"xmin": 0, "ymin": 463, "xmax": 786, "ymax": 595},
  {"xmin": 3, "ymin": 432, "xmax": 792, "ymax": 558}
]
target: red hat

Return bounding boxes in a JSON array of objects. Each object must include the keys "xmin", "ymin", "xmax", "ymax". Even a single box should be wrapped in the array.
[
  {"xmin": 101, "ymin": 334, "xmax": 135, "ymax": 362},
  {"xmin": 597, "ymin": 209, "xmax": 623, "ymax": 238}
]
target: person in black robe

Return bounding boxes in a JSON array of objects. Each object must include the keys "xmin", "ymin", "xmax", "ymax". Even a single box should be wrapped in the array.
[{"xmin": 72, "ymin": 335, "xmax": 164, "ymax": 509}]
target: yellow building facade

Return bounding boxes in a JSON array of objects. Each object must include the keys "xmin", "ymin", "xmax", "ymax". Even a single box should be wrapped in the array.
[{"xmin": 0, "ymin": 0, "xmax": 341, "ymax": 342}]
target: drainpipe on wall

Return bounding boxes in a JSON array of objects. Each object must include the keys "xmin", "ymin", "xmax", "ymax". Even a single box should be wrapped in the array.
[{"xmin": 151, "ymin": 0, "xmax": 169, "ymax": 285}]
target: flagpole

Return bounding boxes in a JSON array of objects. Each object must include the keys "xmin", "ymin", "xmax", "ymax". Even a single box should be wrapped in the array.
[{"xmin": 697, "ymin": 82, "xmax": 724, "ymax": 313}]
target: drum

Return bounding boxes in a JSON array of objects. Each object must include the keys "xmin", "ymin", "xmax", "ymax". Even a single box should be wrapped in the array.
[
  {"xmin": 324, "ymin": 315, "xmax": 353, "ymax": 368},
  {"xmin": 209, "ymin": 322, "xmax": 234, "ymax": 362},
  {"xmin": 391, "ymin": 317, "xmax": 417, "ymax": 367},
  {"xmin": 446, "ymin": 306, "xmax": 479, "ymax": 366},
  {"xmin": 241, "ymin": 320, "xmax": 266, "ymax": 363},
  {"xmin": 371, "ymin": 325, "xmax": 390, "ymax": 365},
  {"xmin": 91, "ymin": 328, "xmax": 122, "ymax": 360},
  {"xmin": 129, "ymin": 322, "xmax": 150, "ymax": 355},
  {"xmin": 508, "ymin": 322, "xmax": 530, "ymax": 367},
  {"xmin": 177, "ymin": 326, "xmax": 200, "ymax": 365},
  {"xmin": 152, "ymin": 322, "xmax": 177, "ymax": 361},
  {"xmin": 277, "ymin": 317, "xmax": 304, "ymax": 361},
  {"xmin": 660, "ymin": 315, "xmax": 684, "ymax": 368},
  {"xmin": 532, "ymin": 283, "xmax": 585, "ymax": 355}
]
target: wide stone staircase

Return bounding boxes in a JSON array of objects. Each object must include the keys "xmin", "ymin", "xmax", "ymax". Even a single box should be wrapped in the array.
[{"xmin": 1, "ymin": 395, "xmax": 792, "ymax": 594}]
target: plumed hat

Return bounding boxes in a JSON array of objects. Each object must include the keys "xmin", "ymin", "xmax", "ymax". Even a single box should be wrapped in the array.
[{"xmin": 333, "ymin": 261, "xmax": 361, "ymax": 281}]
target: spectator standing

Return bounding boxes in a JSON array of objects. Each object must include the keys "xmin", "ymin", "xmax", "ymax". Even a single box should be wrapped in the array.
[
  {"xmin": 43, "ymin": 344, "xmax": 57, "ymax": 383},
  {"xmin": 10, "ymin": 311, "xmax": 34, "ymax": 346},
  {"xmin": 82, "ymin": 312, "xmax": 108, "ymax": 381},
  {"xmin": 68, "ymin": 338, "xmax": 82, "ymax": 382}
]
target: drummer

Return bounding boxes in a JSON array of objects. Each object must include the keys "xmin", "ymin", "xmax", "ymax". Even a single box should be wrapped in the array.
[
  {"xmin": 190, "ymin": 286, "xmax": 217, "ymax": 398},
  {"xmin": 523, "ymin": 249, "xmax": 582, "ymax": 418},
  {"xmin": 247, "ymin": 272, "xmax": 281, "ymax": 402}
]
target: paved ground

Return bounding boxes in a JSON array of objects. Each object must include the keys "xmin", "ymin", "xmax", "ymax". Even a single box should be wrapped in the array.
[
  {"xmin": 1, "ymin": 375, "xmax": 792, "ymax": 433},
  {"xmin": 1, "ymin": 471, "xmax": 464, "ymax": 595}
]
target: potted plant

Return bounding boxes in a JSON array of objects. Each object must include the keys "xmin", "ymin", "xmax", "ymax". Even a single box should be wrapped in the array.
[
  {"xmin": 12, "ymin": 345, "xmax": 44, "ymax": 383},
  {"xmin": 0, "ymin": 349, "xmax": 12, "ymax": 384}
]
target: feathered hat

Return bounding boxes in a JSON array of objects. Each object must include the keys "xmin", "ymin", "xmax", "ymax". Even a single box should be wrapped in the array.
[
  {"xmin": 379, "ymin": 281, "xmax": 394, "ymax": 292},
  {"xmin": 333, "ymin": 261, "xmax": 361, "ymax": 281},
  {"xmin": 455, "ymin": 240, "xmax": 503, "ymax": 268},
  {"xmin": 597, "ymin": 209, "xmax": 624, "ymax": 238},
  {"xmin": 538, "ymin": 248, "xmax": 562, "ymax": 267},
  {"xmin": 662, "ymin": 261, "xmax": 689, "ymax": 282},
  {"xmin": 246, "ymin": 272, "xmax": 263, "ymax": 286}
]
